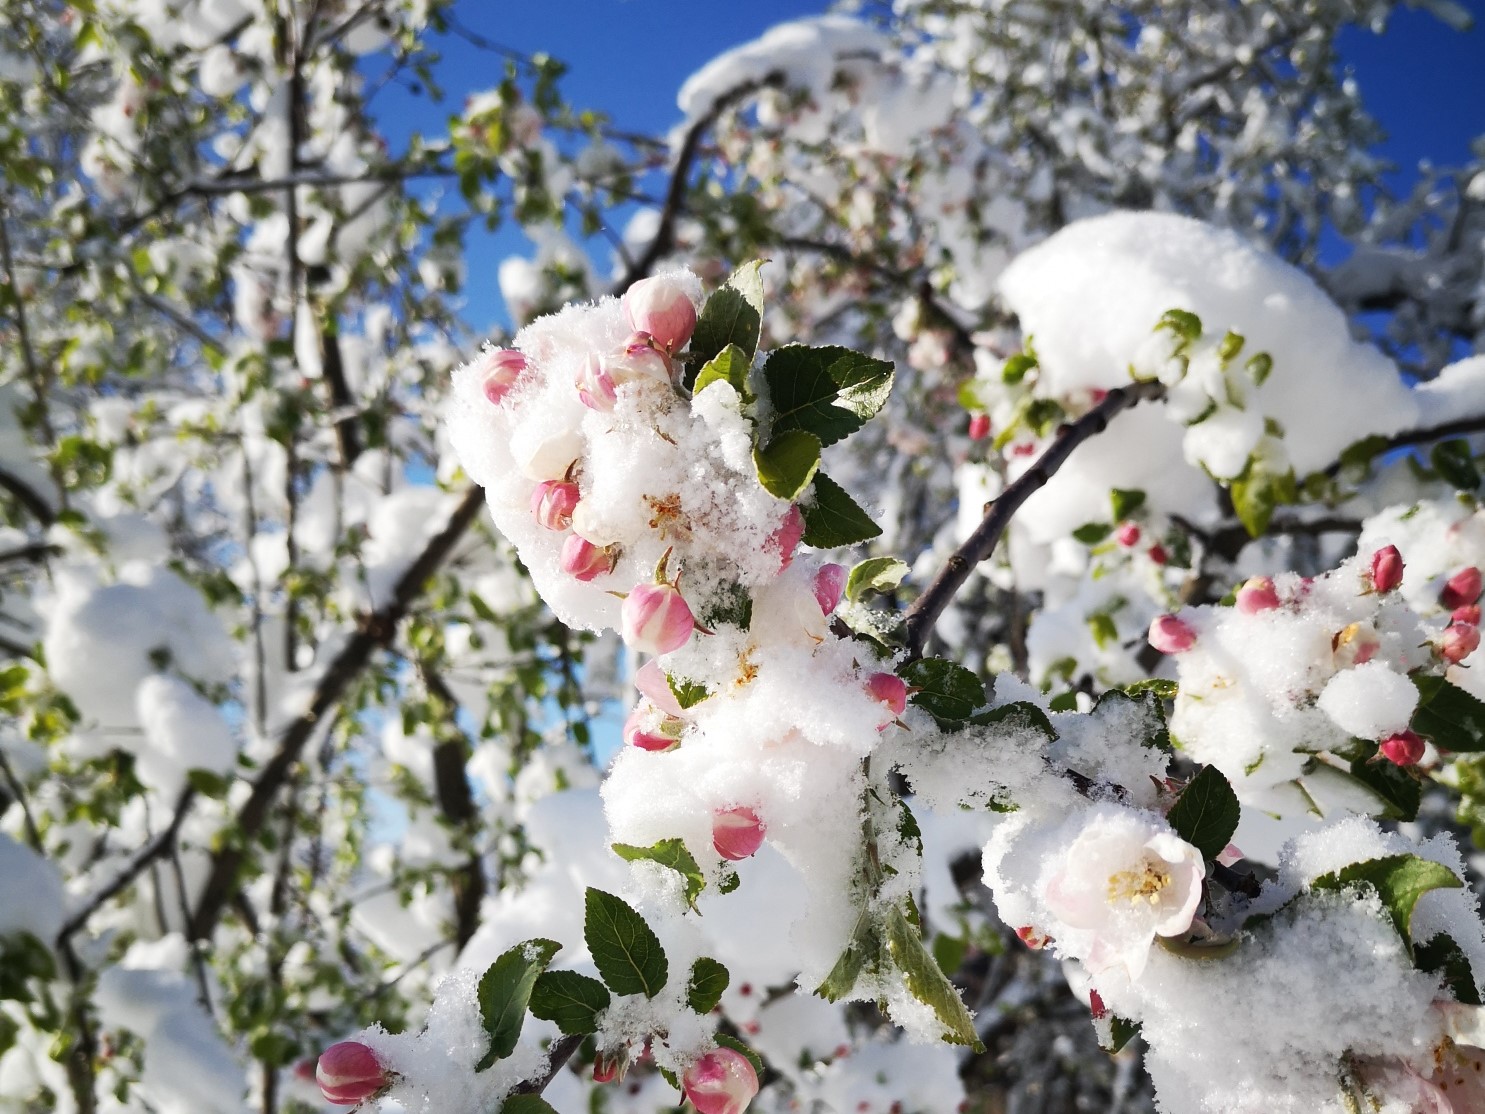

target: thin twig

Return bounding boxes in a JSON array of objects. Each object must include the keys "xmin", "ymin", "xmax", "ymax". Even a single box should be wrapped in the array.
[
  {"xmin": 1324, "ymin": 412, "xmax": 1485, "ymax": 478},
  {"xmin": 510, "ymin": 1034, "xmax": 584, "ymax": 1096}
]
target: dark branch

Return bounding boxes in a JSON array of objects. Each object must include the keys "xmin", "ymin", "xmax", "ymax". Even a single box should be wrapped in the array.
[
  {"xmin": 0, "ymin": 466, "xmax": 56, "ymax": 526},
  {"xmin": 421, "ymin": 665, "xmax": 485, "ymax": 952},
  {"xmin": 903, "ymin": 380, "xmax": 1168, "ymax": 657},
  {"xmin": 510, "ymin": 1034, "xmax": 584, "ymax": 1096},
  {"xmin": 1325, "ymin": 412, "xmax": 1485, "ymax": 478}
]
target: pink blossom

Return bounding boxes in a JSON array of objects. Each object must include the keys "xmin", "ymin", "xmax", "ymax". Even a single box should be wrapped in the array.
[
  {"xmin": 575, "ymin": 351, "xmax": 618, "ymax": 411},
  {"xmin": 1441, "ymin": 567, "xmax": 1483, "ymax": 610},
  {"xmin": 621, "ymin": 582, "xmax": 696, "ymax": 655},
  {"xmin": 1333, "ymin": 621, "xmax": 1381, "ymax": 667},
  {"xmin": 1148, "ymin": 615, "xmax": 1196, "ymax": 654},
  {"xmin": 713, "ymin": 806, "xmax": 766, "ymax": 861},
  {"xmin": 1235, "ymin": 576, "xmax": 1280, "ymax": 614},
  {"xmin": 766, "ymin": 505, "xmax": 805, "ymax": 571},
  {"xmin": 1454, "ymin": 605, "xmax": 1482, "ymax": 626},
  {"xmin": 623, "ymin": 275, "xmax": 698, "ymax": 353},
  {"xmin": 1113, "ymin": 522, "xmax": 1141, "ymax": 548},
  {"xmin": 530, "ymin": 480, "xmax": 580, "ymax": 531},
  {"xmin": 682, "ymin": 1047, "xmax": 760, "ymax": 1114},
  {"xmin": 559, "ymin": 535, "xmax": 614, "ymax": 582},
  {"xmin": 967, "ymin": 413, "xmax": 990, "ymax": 440},
  {"xmin": 1015, "ymin": 925, "xmax": 1052, "ymax": 950},
  {"xmin": 624, "ymin": 702, "xmax": 681, "ymax": 752},
  {"xmin": 1441, "ymin": 622, "xmax": 1481, "ymax": 665},
  {"xmin": 635, "ymin": 659, "xmax": 687, "ymax": 717},
  {"xmin": 1379, "ymin": 730, "xmax": 1425, "ymax": 767},
  {"xmin": 866, "ymin": 672, "xmax": 908, "ymax": 722},
  {"xmin": 479, "ymin": 348, "xmax": 529, "ymax": 406},
  {"xmin": 812, "ymin": 564, "xmax": 847, "ymax": 615},
  {"xmin": 316, "ymin": 1041, "xmax": 390, "ymax": 1106},
  {"xmin": 606, "ymin": 332, "xmax": 674, "ymax": 386},
  {"xmin": 1369, "ymin": 545, "xmax": 1404, "ymax": 593}
]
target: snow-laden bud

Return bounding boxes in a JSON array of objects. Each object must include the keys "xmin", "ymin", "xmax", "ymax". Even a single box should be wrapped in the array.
[
  {"xmin": 1235, "ymin": 576, "xmax": 1280, "ymax": 614},
  {"xmin": 766, "ymin": 505, "xmax": 805, "ymax": 571},
  {"xmin": 623, "ymin": 276, "xmax": 697, "ymax": 353},
  {"xmin": 812, "ymin": 564, "xmax": 846, "ymax": 615},
  {"xmin": 1333, "ymin": 621, "xmax": 1380, "ymax": 667},
  {"xmin": 1113, "ymin": 521, "xmax": 1141, "ymax": 548},
  {"xmin": 635, "ymin": 659, "xmax": 686, "ymax": 718},
  {"xmin": 531, "ymin": 480, "xmax": 580, "ymax": 531},
  {"xmin": 479, "ymin": 348, "xmax": 529, "ymax": 406},
  {"xmin": 593, "ymin": 1050, "xmax": 624, "ymax": 1084},
  {"xmin": 1148, "ymin": 615, "xmax": 1196, "ymax": 654},
  {"xmin": 575, "ymin": 351, "xmax": 618, "ymax": 411},
  {"xmin": 1368, "ymin": 545, "xmax": 1404, "ymax": 593},
  {"xmin": 1441, "ymin": 622, "xmax": 1481, "ymax": 665},
  {"xmin": 967, "ymin": 413, "xmax": 990, "ymax": 440},
  {"xmin": 713, "ymin": 806, "xmax": 766, "ymax": 861},
  {"xmin": 570, "ymin": 499, "xmax": 620, "ymax": 547},
  {"xmin": 316, "ymin": 1041, "xmax": 390, "ymax": 1106},
  {"xmin": 606, "ymin": 332, "xmax": 673, "ymax": 386},
  {"xmin": 624, "ymin": 703, "xmax": 681, "ymax": 752},
  {"xmin": 1441, "ymin": 567, "xmax": 1483, "ymax": 610},
  {"xmin": 1015, "ymin": 925, "xmax": 1052, "ymax": 950},
  {"xmin": 866, "ymin": 672, "xmax": 908, "ymax": 724},
  {"xmin": 560, "ymin": 535, "xmax": 615, "ymax": 582},
  {"xmin": 1379, "ymin": 730, "xmax": 1425, "ymax": 767},
  {"xmin": 682, "ymin": 1047, "xmax": 760, "ymax": 1114},
  {"xmin": 1455, "ymin": 605, "xmax": 1482, "ymax": 626},
  {"xmin": 622, "ymin": 582, "xmax": 696, "ymax": 655}
]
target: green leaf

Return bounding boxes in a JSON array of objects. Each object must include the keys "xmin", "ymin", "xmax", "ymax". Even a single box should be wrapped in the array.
[
  {"xmin": 667, "ymin": 674, "xmax": 711, "ymax": 710},
  {"xmin": 1229, "ymin": 461, "xmax": 1297, "ymax": 537},
  {"xmin": 817, "ymin": 908, "xmax": 882, "ymax": 1002},
  {"xmin": 529, "ymin": 970, "xmax": 611, "ymax": 1035},
  {"xmin": 186, "ymin": 768, "xmax": 230, "ymax": 799},
  {"xmin": 1087, "ymin": 613, "xmax": 1118, "ymax": 650},
  {"xmin": 932, "ymin": 932, "xmax": 969, "ymax": 975},
  {"xmin": 1165, "ymin": 766, "xmax": 1241, "ymax": 862},
  {"xmin": 1157, "ymin": 308, "xmax": 1203, "ymax": 343},
  {"xmin": 1123, "ymin": 678, "xmax": 1179, "ymax": 700},
  {"xmin": 800, "ymin": 473, "xmax": 881, "ymax": 548},
  {"xmin": 1412, "ymin": 674, "xmax": 1485, "ymax": 752},
  {"xmin": 846, "ymin": 557, "xmax": 909, "ymax": 603},
  {"xmin": 1347, "ymin": 744, "xmax": 1422, "ymax": 821},
  {"xmin": 695, "ymin": 581, "xmax": 753, "ymax": 632},
  {"xmin": 611, "ymin": 839, "xmax": 706, "ymax": 913},
  {"xmin": 764, "ymin": 345, "xmax": 894, "ymax": 448},
  {"xmin": 685, "ymin": 957, "xmax": 730, "ymax": 1014},
  {"xmin": 693, "ymin": 343, "xmax": 753, "ymax": 401},
  {"xmin": 1002, "ymin": 352, "xmax": 1037, "ymax": 385},
  {"xmin": 968, "ymin": 701, "xmax": 1058, "ymax": 742},
  {"xmin": 501, "ymin": 1096, "xmax": 561, "ymax": 1114},
  {"xmin": 713, "ymin": 1034, "xmax": 765, "ymax": 1078},
  {"xmin": 1338, "ymin": 434, "xmax": 1391, "ymax": 475},
  {"xmin": 689, "ymin": 261, "xmax": 765, "ymax": 375},
  {"xmin": 1432, "ymin": 438, "xmax": 1481, "ymax": 492},
  {"xmin": 1024, "ymin": 398, "xmax": 1066, "ymax": 437},
  {"xmin": 1048, "ymin": 690, "xmax": 1079, "ymax": 713},
  {"xmin": 1109, "ymin": 488, "xmax": 1146, "ymax": 521},
  {"xmin": 1311, "ymin": 854, "xmax": 1462, "ymax": 955},
  {"xmin": 475, "ymin": 938, "xmax": 562, "ymax": 1070},
  {"xmin": 753, "ymin": 429, "xmax": 821, "ymax": 500},
  {"xmin": 1072, "ymin": 522, "xmax": 1113, "ymax": 545},
  {"xmin": 584, "ymin": 888, "xmax": 669, "ymax": 998},
  {"xmin": 1093, "ymin": 688, "xmax": 1172, "ymax": 752},
  {"xmin": 1416, "ymin": 934, "xmax": 1482, "ymax": 1005},
  {"xmin": 1099, "ymin": 1016, "xmax": 1142, "ymax": 1055},
  {"xmin": 900, "ymin": 658, "xmax": 986, "ymax": 722},
  {"xmin": 1217, "ymin": 331, "xmax": 1245, "ymax": 362},
  {"xmin": 884, "ymin": 905, "xmax": 983, "ymax": 1050}
]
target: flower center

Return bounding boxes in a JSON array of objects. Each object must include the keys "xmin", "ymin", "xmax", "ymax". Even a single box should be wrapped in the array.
[{"xmin": 1106, "ymin": 857, "xmax": 1172, "ymax": 906}]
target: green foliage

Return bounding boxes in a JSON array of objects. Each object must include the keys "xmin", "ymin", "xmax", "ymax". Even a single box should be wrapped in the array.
[
  {"xmin": 1165, "ymin": 766, "xmax": 1241, "ymax": 862},
  {"xmin": 753, "ymin": 429, "xmax": 822, "ymax": 500},
  {"xmin": 685, "ymin": 957, "xmax": 730, "ymax": 1014},
  {"xmin": 689, "ymin": 262, "xmax": 766, "ymax": 376},
  {"xmin": 584, "ymin": 888, "xmax": 668, "ymax": 998},
  {"xmin": 475, "ymin": 939, "xmax": 561, "ymax": 1070},
  {"xmin": 763, "ymin": 345, "xmax": 894, "ymax": 448},
  {"xmin": 846, "ymin": 557, "xmax": 909, "ymax": 602},
  {"xmin": 800, "ymin": 473, "xmax": 882, "ymax": 548},
  {"xmin": 1311, "ymin": 854, "xmax": 1462, "ymax": 956},
  {"xmin": 529, "ymin": 970, "xmax": 611, "ymax": 1035},
  {"xmin": 900, "ymin": 658, "xmax": 986, "ymax": 723},
  {"xmin": 611, "ymin": 839, "xmax": 706, "ymax": 912},
  {"xmin": 1411, "ymin": 674, "xmax": 1485, "ymax": 752},
  {"xmin": 883, "ymin": 904, "xmax": 983, "ymax": 1049}
]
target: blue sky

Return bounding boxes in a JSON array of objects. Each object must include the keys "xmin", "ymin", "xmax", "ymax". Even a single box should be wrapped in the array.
[{"xmin": 374, "ymin": 0, "xmax": 1485, "ymax": 334}]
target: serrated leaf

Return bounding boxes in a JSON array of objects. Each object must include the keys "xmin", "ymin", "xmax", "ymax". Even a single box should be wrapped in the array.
[
  {"xmin": 753, "ymin": 429, "xmax": 821, "ymax": 500},
  {"xmin": 667, "ymin": 674, "xmax": 711, "ymax": 710},
  {"xmin": 475, "ymin": 938, "xmax": 562, "ymax": 1070},
  {"xmin": 1432, "ymin": 438, "xmax": 1481, "ymax": 492},
  {"xmin": 1109, "ymin": 488, "xmax": 1146, "ymax": 521},
  {"xmin": 764, "ymin": 345, "xmax": 894, "ymax": 448},
  {"xmin": 1093, "ymin": 688, "xmax": 1172, "ymax": 752},
  {"xmin": 884, "ymin": 905, "xmax": 982, "ymax": 1050},
  {"xmin": 693, "ymin": 343, "xmax": 753, "ymax": 401},
  {"xmin": 900, "ymin": 658, "xmax": 986, "ymax": 722},
  {"xmin": 1412, "ymin": 674, "xmax": 1485, "ymax": 752},
  {"xmin": 501, "ymin": 1096, "xmax": 560, "ymax": 1114},
  {"xmin": 1123, "ymin": 678, "xmax": 1179, "ymax": 699},
  {"xmin": 689, "ymin": 262, "xmax": 764, "ymax": 376},
  {"xmin": 800, "ymin": 473, "xmax": 880, "ymax": 548},
  {"xmin": 695, "ymin": 580, "xmax": 752, "ymax": 632},
  {"xmin": 1347, "ymin": 744, "xmax": 1422, "ymax": 821},
  {"xmin": 817, "ymin": 908, "xmax": 881, "ymax": 1002},
  {"xmin": 1311, "ymin": 854, "xmax": 1462, "ymax": 956},
  {"xmin": 584, "ymin": 888, "xmax": 668, "ymax": 998},
  {"xmin": 1416, "ymin": 934, "xmax": 1482, "ymax": 1005},
  {"xmin": 846, "ymin": 557, "xmax": 909, "ymax": 602},
  {"xmin": 612, "ymin": 839, "xmax": 706, "ymax": 913},
  {"xmin": 685, "ymin": 957, "xmax": 729, "ymax": 1014},
  {"xmin": 529, "ymin": 970, "xmax": 611, "ymax": 1035},
  {"xmin": 713, "ymin": 1033, "xmax": 765, "ymax": 1077},
  {"xmin": 1230, "ymin": 461, "xmax": 1296, "ymax": 537},
  {"xmin": 1166, "ymin": 766, "xmax": 1240, "ymax": 862},
  {"xmin": 969, "ymin": 700, "xmax": 1058, "ymax": 741}
]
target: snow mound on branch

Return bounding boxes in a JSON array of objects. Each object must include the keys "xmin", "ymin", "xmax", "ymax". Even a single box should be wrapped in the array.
[{"xmin": 0, "ymin": 834, "xmax": 65, "ymax": 944}]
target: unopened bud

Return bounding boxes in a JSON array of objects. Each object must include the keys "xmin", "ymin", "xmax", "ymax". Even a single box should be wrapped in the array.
[
  {"xmin": 1235, "ymin": 576, "xmax": 1280, "ymax": 615},
  {"xmin": 605, "ymin": 332, "xmax": 673, "ymax": 387},
  {"xmin": 560, "ymin": 535, "xmax": 615, "ymax": 582},
  {"xmin": 713, "ymin": 806, "xmax": 766, "ymax": 861},
  {"xmin": 812, "ymin": 564, "xmax": 847, "ymax": 615},
  {"xmin": 621, "ymin": 582, "xmax": 696, "ymax": 656},
  {"xmin": 682, "ymin": 1047, "xmax": 760, "ymax": 1114},
  {"xmin": 967, "ymin": 414, "xmax": 991, "ymax": 441},
  {"xmin": 622, "ymin": 276, "xmax": 698, "ymax": 354},
  {"xmin": 1441, "ymin": 622, "xmax": 1481, "ymax": 665},
  {"xmin": 316, "ymin": 1041, "xmax": 390, "ymax": 1106},
  {"xmin": 766, "ymin": 505, "xmax": 806, "ymax": 572},
  {"xmin": 531, "ymin": 480, "xmax": 580, "ymax": 531},
  {"xmin": 1369, "ymin": 545, "xmax": 1404, "ymax": 594},
  {"xmin": 624, "ymin": 704, "xmax": 683, "ymax": 752},
  {"xmin": 1147, "ymin": 543, "xmax": 1168, "ymax": 566},
  {"xmin": 866, "ymin": 672, "xmax": 909, "ymax": 723},
  {"xmin": 1379, "ymin": 730, "xmax": 1425, "ymax": 767},
  {"xmin": 1016, "ymin": 925, "xmax": 1052, "ymax": 950},
  {"xmin": 1454, "ymin": 605, "xmax": 1482, "ymax": 626},
  {"xmin": 593, "ymin": 1050, "xmax": 623, "ymax": 1085},
  {"xmin": 479, "ymin": 348, "xmax": 529, "ymax": 406},
  {"xmin": 1441, "ymin": 567, "xmax": 1483, "ymax": 610},
  {"xmin": 575, "ymin": 351, "xmax": 618, "ymax": 412},
  {"xmin": 1113, "ymin": 522, "xmax": 1141, "ymax": 548},
  {"xmin": 1148, "ymin": 615, "xmax": 1196, "ymax": 654}
]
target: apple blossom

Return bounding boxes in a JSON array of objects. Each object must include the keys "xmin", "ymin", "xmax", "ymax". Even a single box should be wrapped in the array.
[
  {"xmin": 635, "ymin": 659, "xmax": 687, "ymax": 717},
  {"xmin": 812, "ymin": 563, "xmax": 847, "ymax": 614},
  {"xmin": 624, "ymin": 702, "xmax": 682, "ymax": 752},
  {"xmin": 682, "ymin": 1047, "xmax": 760, "ymax": 1114},
  {"xmin": 606, "ymin": 332, "xmax": 674, "ymax": 386},
  {"xmin": 1148, "ymin": 614, "xmax": 1196, "ymax": 654},
  {"xmin": 1379, "ymin": 730, "xmax": 1426, "ymax": 767},
  {"xmin": 593, "ymin": 1051, "xmax": 622, "ymax": 1085},
  {"xmin": 866, "ymin": 671, "xmax": 908, "ymax": 721},
  {"xmin": 1368, "ymin": 544, "xmax": 1404, "ymax": 593},
  {"xmin": 575, "ymin": 351, "xmax": 618, "ymax": 411},
  {"xmin": 559, "ymin": 535, "xmax": 615, "ymax": 581},
  {"xmin": 530, "ymin": 480, "xmax": 580, "ymax": 531},
  {"xmin": 1441, "ymin": 622, "xmax": 1481, "ymax": 664},
  {"xmin": 479, "ymin": 347, "xmax": 529, "ymax": 406},
  {"xmin": 1235, "ymin": 575, "xmax": 1280, "ymax": 614},
  {"xmin": 713, "ymin": 806, "xmax": 766, "ymax": 861},
  {"xmin": 316, "ymin": 1041, "xmax": 390, "ymax": 1105},
  {"xmin": 1333, "ymin": 621, "xmax": 1381, "ymax": 667},
  {"xmin": 621, "ymin": 582, "xmax": 696, "ymax": 655},
  {"xmin": 1441, "ymin": 566, "xmax": 1483, "ymax": 610},
  {"xmin": 1455, "ymin": 605, "xmax": 1483, "ymax": 626},
  {"xmin": 967, "ymin": 413, "xmax": 991, "ymax": 440},
  {"xmin": 622, "ymin": 275, "xmax": 698, "ymax": 353},
  {"xmin": 766, "ymin": 504, "xmax": 806, "ymax": 571}
]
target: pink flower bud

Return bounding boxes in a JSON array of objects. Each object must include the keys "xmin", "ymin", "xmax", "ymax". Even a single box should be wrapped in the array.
[
  {"xmin": 531, "ymin": 480, "xmax": 580, "ymax": 531},
  {"xmin": 766, "ymin": 505, "xmax": 805, "ymax": 571},
  {"xmin": 317, "ymin": 1041, "xmax": 390, "ymax": 1106},
  {"xmin": 575, "ymin": 351, "xmax": 618, "ymax": 412},
  {"xmin": 1113, "ymin": 522, "xmax": 1141, "ymax": 548},
  {"xmin": 1216, "ymin": 842, "xmax": 1244, "ymax": 867},
  {"xmin": 479, "ymin": 348, "xmax": 529, "ymax": 406},
  {"xmin": 1016, "ymin": 925, "xmax": 1052, "ymax": 950},
  {"xmin": 624, "ymin": 705, "xmax": 682, "ymax": 752},
  {"xmin": 1148, "ymin": 543, "xmax": 1168, "ymax": 566},
  {"xmin": 713, "ymin": 806, "xmax": 766, "ymax": 861},
  {"xmin": 635, "ymin": 659, "xmax": 687, "ymax": 717},
  {"xmin": 606, "ymin": 333, "xmax": 673, "ymax": 386},
  {"xmin": 1148, "ymin": 615, "xmax": 1196, "ymax": 654},
  {"xmin": 1379, "ymin": 730, "xmax": 1425, "ymax": 767},
  {"xmin": 560, "ymin": 535, "xmax": 615, "ymax": 582},
  {"xmin": 622, "ymin": 276, "xmax": 698, "ymax": 354},
  {"xmin": 1441, "ymin": 567, "xmax": 1483, "ymax": 610},
  {"xmin": 1455, "ymin": 605, "xmax": 1482, "ymax": 626},
  {"xmin": 1369, "ymin": 545, "xmax": 1404, "ymax": 593},
  {"xmin": 1089, "ymin": 989, "xmax": 1108, "ymax": 1021},
  {"xmin": 593, "ymin": 1050, "xmax": 622, "ymax": 1085},
  {"xmin": 967, "ymin": 414, "xmax": 990, "ymax": 440},
  {"xmin": 866, "ymin": 672, "xmax": 908, "ymax": 721},
  {"xmin": 1235, "ymin": 576, "xmax": 1280, "ymax": 615},
  {"xmin": 682, "ymin": 1048, "xmax": 760, "ymax": 1114},
  {"xmin": 621, "ymin": 582, "xmax": 696, "ymax": 655},
  {"xmin": 1441, "ymin": 622, "xmax": 1481, "ymax": 665},
  {"xmin": 812, "ymin": 564, "xmax": 847, "ymax": 615}
]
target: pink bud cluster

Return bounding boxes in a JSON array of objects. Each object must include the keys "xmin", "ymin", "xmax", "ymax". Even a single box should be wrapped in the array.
[{"xmin": 573, "ymin": 276, "xmax": 698, "ymax": 413}]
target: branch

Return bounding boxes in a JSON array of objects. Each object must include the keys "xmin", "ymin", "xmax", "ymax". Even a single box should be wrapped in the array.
[
  {"xmin": 616, "ymin": 73, "xmax": 785, "ymax": 292},
  {"xmin": 0, "ymin": 465, "xmax": 56, "ymax": 526},
  {"xmin": 903, "ymin": 381, "xmax": 1168, "ymax": 657},
  {"xmin": 186, "ymin": 486, "xmax": 487, "ymax": 942},
  {"xmin": 420, "ymin": 665, "xmax": 485, "ymax": 952},
  {"xmin": 1324, "ymin": 411, "xmax": 1485, "ymax": 478},
  {"xmin": 510, "ymin": 1034, "xmax": 584, "ymax": 1096}
]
